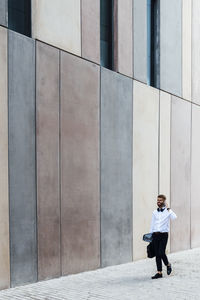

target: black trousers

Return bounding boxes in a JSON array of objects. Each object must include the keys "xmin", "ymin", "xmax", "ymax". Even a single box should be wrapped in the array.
[{"xmin": 153, "ymin": 232, "xmax": 169, "ymax": 272}]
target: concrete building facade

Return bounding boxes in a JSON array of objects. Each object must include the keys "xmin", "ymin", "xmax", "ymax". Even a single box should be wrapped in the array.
[{"xmin": 0, "ymin": 0, "xmax": 199, "ymax": 290}]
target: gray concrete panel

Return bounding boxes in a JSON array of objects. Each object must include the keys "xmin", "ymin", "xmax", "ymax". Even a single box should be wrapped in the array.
[
  {"xmin": 160, "ymin": 0, "xmax": 182, "ymax": 96},
  {"xmin": 8, "ymin": 31, "xmax": 37, "ymax": 286},
  {"xmin": 0, "ymin": 0, "xmax": 8, "ymax": 27},
  {"xmin": 36, "ymin": 42, "xmax": 60, "ymax": 280},
  {"xmin": 61, "ymin": 52, "xmax": 100, "ymax": 275},
  {"xmin": 133, "ymin": 0, "xmax": 147, "ymax": 83},
  {"xmin": 82, "ymin": 0, "xmax": 100, "ymax": 64},
  {"xmin": 101, "ymin": 68, "xmax": 133, "ymax": 267},
  {"xmin": 170, "ymin": 96, "xmax": 191, "ymax": 252}
]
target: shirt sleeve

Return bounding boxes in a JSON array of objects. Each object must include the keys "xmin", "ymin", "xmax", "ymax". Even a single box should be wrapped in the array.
[
  {"xmin": 150, "ymin": 212, "xmax": 155, "ymax": 233},
  {"xmin": 169, "ymin": 209, "xmax": 177, "ymax": 220}
]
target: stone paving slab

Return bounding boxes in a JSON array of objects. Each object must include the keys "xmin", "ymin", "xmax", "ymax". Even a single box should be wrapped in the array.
[{"xmin": 0, "ymin": 248, "xmax": 200, "ymax": 300}]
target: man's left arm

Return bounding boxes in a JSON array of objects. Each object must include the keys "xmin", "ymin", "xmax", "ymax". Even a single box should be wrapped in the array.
[{"xmin": 168, "ymin": 209, "xmax": 177, "ymax": 220}]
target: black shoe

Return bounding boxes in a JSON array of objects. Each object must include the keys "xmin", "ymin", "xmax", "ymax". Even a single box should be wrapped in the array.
[
  {"xmin": 167, "ymin": 264, "xmax": 172, "ymax": 275},
  {"xmin": 151, "ymin": 273, "xmax": 162, "ymax": 279}
]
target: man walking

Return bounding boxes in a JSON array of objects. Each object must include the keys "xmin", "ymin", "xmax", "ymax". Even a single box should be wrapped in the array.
[{"xmin": 150, "ymin": 194, "xmax": 177, "ymax": 279}]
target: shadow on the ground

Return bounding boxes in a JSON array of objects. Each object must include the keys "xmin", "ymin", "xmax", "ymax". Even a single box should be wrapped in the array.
[
  {"xmin": 94, "ymin": 273, "xmax": 176, "ymax": 289},
  {"xmin": 96, "ymin": 275, "xmax": 152, "ymax": 288}
]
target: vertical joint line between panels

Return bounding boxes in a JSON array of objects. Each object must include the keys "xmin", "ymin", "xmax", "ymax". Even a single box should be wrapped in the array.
[
  {"xmin": 35, "ymin": 40, "xmax": 38, "ymax": 282},
  {"xmin": 7, "ymin": 28, "xmax": 11, "ymax": 288},
  {"xmin": 99, "ymin": 67, "xmax": 102, "ymax": 267},
  {"xmin": 131, "ymin": 79, "xmax": 134, "ymax": 262},
  {"xmin": 190, "ymin": 0, "xmax": 193, "ymax": 247},
  {"xmin": 59, "ymin": 50, "xmax": 62, "ymax": 276},
  {"xmin": 191, "ymin": 0, "xmax": 193, "ymax": 102},
  {"xmin": 132, "ymin": 0, "xmax": 134, "ymax": 78},
  {"xmin": 158, "ymin": 90, "xmax": 160, "ymax": 194},
  {"xmin": 190, "ymin": 103, "xmax": 192, "ymax": 249},
  {"xmin": 113, "ymin": 0, "xmax": 119, "ymax": 72},
  {"xmin": 169, "ymin": 94, "xmax": 172, "ymax": 253},
  {"xmin": 181, "ymin": 0, "xmax": 183, "ymax": 98},
  {"xmin": 80, "ymin": 0, "xmax": 82, "ymax": 57}
]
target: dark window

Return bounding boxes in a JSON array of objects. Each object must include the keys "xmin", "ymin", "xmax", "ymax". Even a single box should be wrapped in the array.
[
  {"xmin": 8, "ymin": 0, "xmax": 31, "ymax": 37},
  {"xmin": 100, "ymin": 0, "xmax": 114, "ymax": 70},
  {"xmin": 147, "ymin": 0, "xmax": 160, "ymax": 88}
]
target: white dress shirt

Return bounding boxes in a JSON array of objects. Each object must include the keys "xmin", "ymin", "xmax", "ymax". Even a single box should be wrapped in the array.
[{"xmin": 150, "ymin": 207, "xmax": 177, "ymax": 233}]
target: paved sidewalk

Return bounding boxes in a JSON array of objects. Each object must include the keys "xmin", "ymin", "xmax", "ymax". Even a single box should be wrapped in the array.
[{"xmin": 0, "ymin": 248, "xmax": 200, "ymax": 300}]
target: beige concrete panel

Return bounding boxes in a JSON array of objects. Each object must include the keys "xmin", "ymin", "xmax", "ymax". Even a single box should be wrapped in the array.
[
  {"xmin": 192, "ymin": 0, "xmax": 200, "ymax": 104},
  {"xmin": 159, "ymin": 91, "xmax": 171, "ymax": 254},
  {"xmin": 171, "ymin": 96, "xmax": 191, "ymax": 252},
  {"xmin": 36, "ymin": 42, "xmax": 60, "ymax": 280},
  {"xmin": 32, "ymin": 0, "xmax": 81, "ymax": 56},
  {"xmin": 182, "ymin": 0, "xmax": 191, "ymax": 101},
  {"xmin": 61, "ymin": 53, "xmax": 100, "ymax": 275},
  {"xmin": 191, "ymin": 104, "xmax": 200, "ymax": 248},
  {"xmin": 118, "ymin": 0, "xmax": 133, "ymax": 77},
  {"xmin": 0, "ymin": 26, "xmax": 10, "ymax": 289},
  {"xmin": 82, "ymin": 0, "xmax": 100, "ymax": 64},
  {"xmin": 159, "ymin": 91, "xmax": 171, "ymax": 201},
  {"xmin": 133, "ymin": 81, "xmax": 159, "ymax": 260}
]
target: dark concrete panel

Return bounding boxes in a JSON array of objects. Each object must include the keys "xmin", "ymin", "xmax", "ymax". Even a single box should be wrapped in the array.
[
  {"xmin": 8, "ymin": 31, "xmax": 37, "ymax": 286},
  {"xmin": 60, "ymin": 52, "xmax": 100, "ymax": 275},
  {"xmin": 170, "ymin": 96, "xmax": 191, "ymax": 252},
  {"xmin": 36, "ymin": 42, "xmax": 60, "ymax": 280},
  {"xmin": 0, "ymin": 0, "xmax": 8, "ymax": 27},
  {"xmin": 101, "ymin": 68, "xmax": 133, "ymax": 267}
]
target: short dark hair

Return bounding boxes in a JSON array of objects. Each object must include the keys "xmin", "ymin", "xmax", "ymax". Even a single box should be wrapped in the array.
[{"xmin": 157, "ymin": 194, "xmax": 166, "ymax": 201}]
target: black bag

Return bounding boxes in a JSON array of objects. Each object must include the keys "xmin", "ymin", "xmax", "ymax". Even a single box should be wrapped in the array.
[{"xmin": 147, "ymin": 242, "xmax": 155, "ymax": 258}]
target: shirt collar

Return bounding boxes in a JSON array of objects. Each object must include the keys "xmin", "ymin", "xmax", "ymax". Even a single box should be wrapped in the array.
[{"xmin": 157, "ymin": 206, "xmax": 166, "ymax": 212}]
